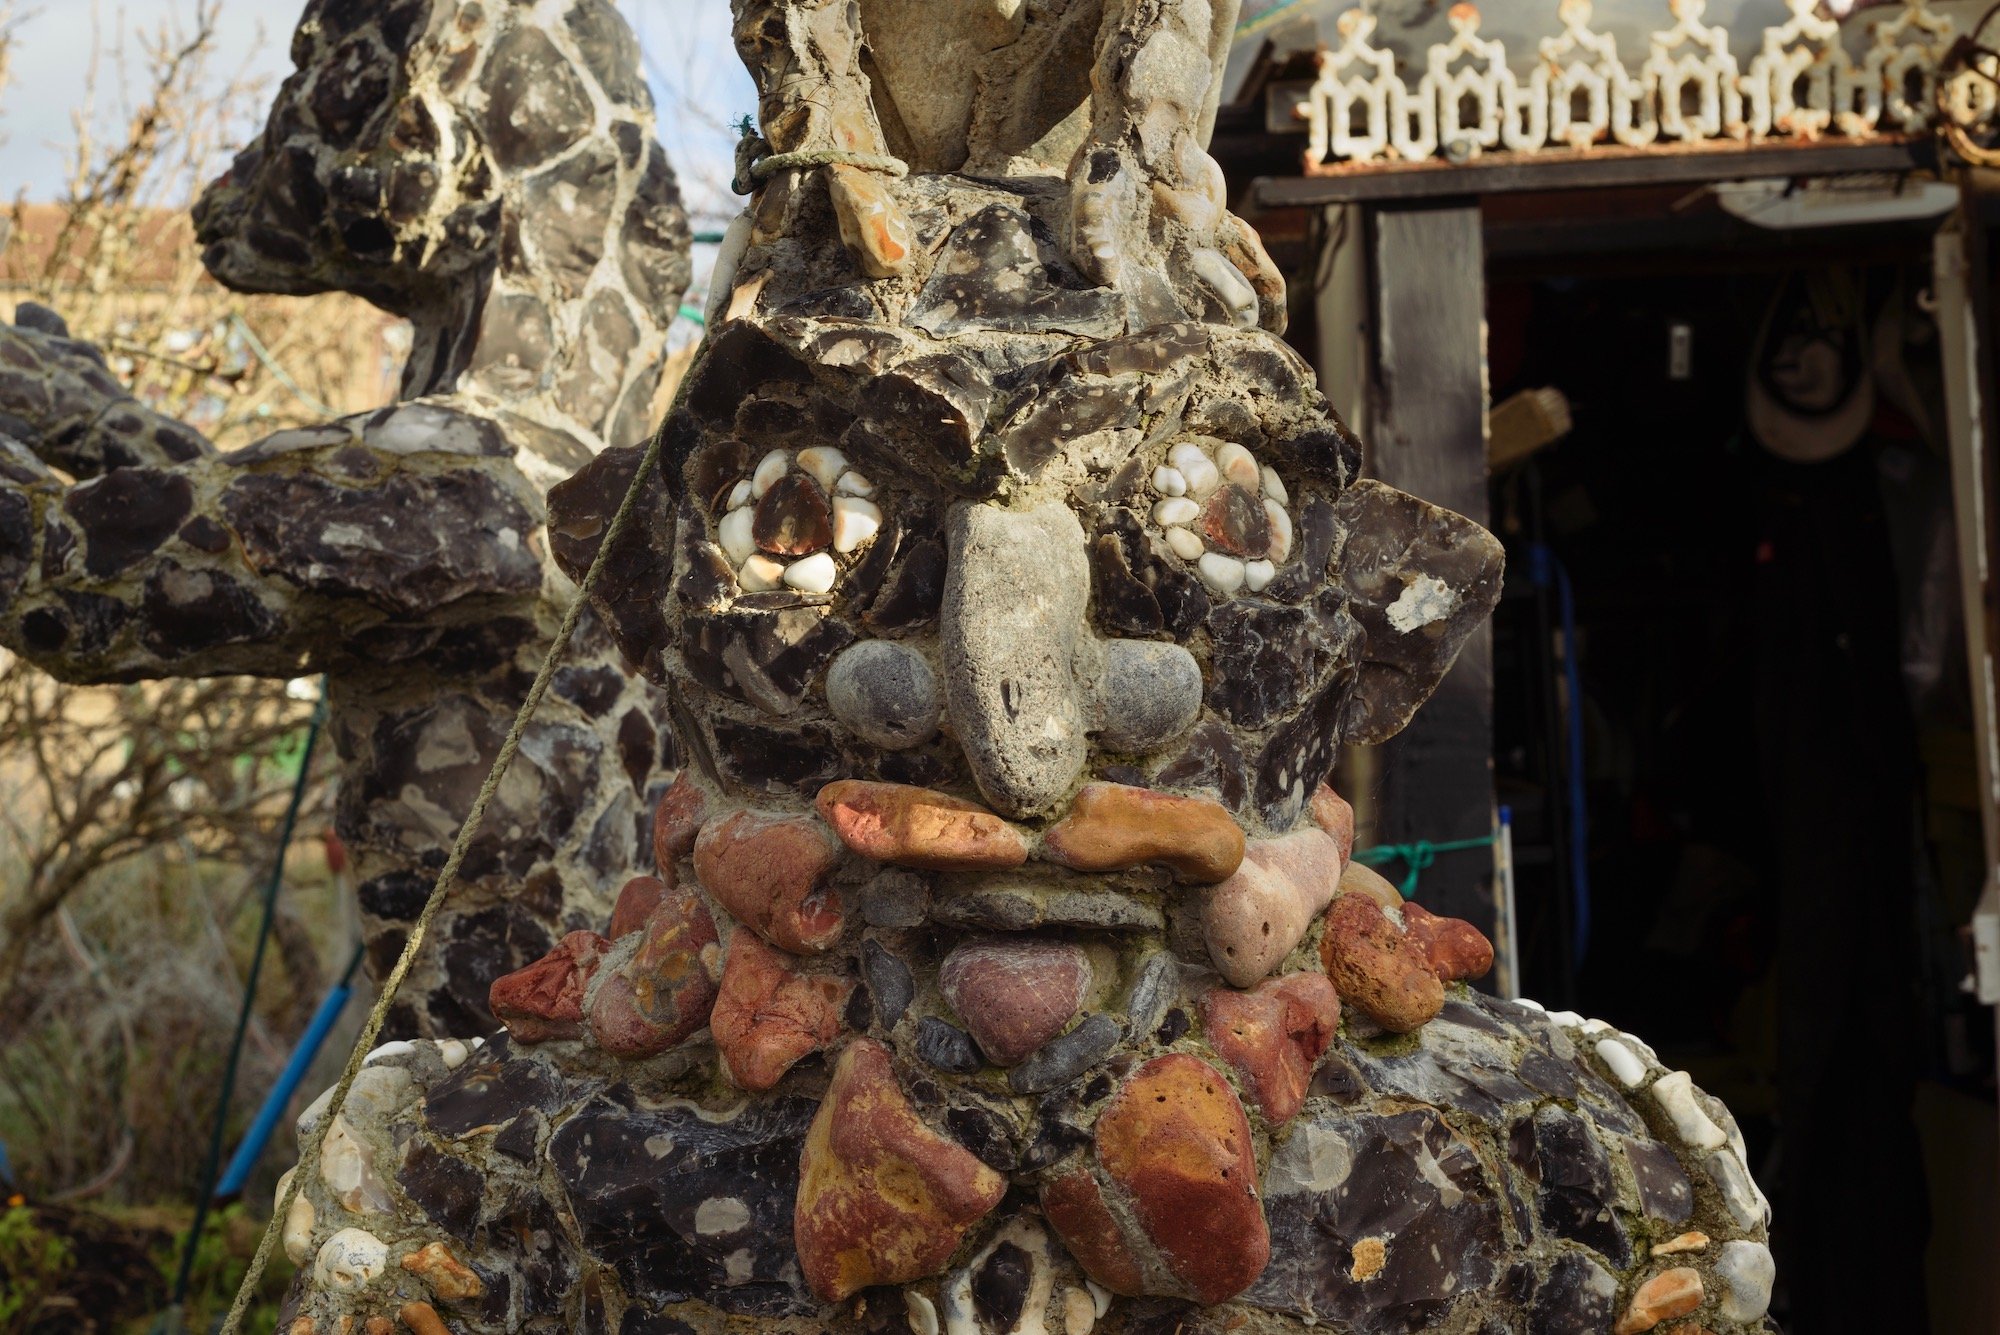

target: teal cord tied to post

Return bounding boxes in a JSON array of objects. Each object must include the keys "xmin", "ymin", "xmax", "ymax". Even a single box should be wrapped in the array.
[{"xmin": 1353, "ymin": 834, "xmax": 1497, "ymax": 899}]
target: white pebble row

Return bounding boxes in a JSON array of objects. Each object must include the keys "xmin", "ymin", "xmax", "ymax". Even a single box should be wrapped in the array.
[
  {"xmin": 1244, "ymin": 559, "xmax": 1276, "ymax": 592},
  {"xmin": 751, "ymin": 449, "xmax": 788, "ymax": 497},
  {"xmin": 832, "ymin": 496, "xmax": 881, "ymax": 553},
  {"xmin": 719, "ymin": 507, "xmax": 756, "ymax": 565},
  {"xmin": 1261, "ymin": 465, "xmax": 1288, "ymax": 505},
  {"xmin": 1706, "ymin": 1149, "xmax": 1766, "ymax": 1229},
  {"xmin": 1510, "ymin": 995, "xmax": 1546, "ymax": 1012},
  {"xmin": 1149, "ymin": 441, "xmax": 1300, "ymax": 584},
  {"xmin": 1197, "ymin": 551, "xmax": 1246, "ymax": 594},
  {"xmin": 1153, "ymin": 465, "xmax": 1187, "ymax": 497},
  {"xmin": 1153, "ymin": 497, "xmax": 1200, "ymax": 527},
  {"xmin": 1650, "ymin": 1070, "xmax": 1729, "ymax": 1151},
  {"xmin": 905, "ymin": 1290, "xmax": 939, "ymax": 1335},
  {"xmin": 1593, "ymin": 1037, "xmax": 1649, "ymax": 1088},
  {"xmin": 837, "ymin": 471, "xmax": 876, "ymax": 497},
  {"xmin": 728, "ymin": 479, "xmax": 752, "ymax": 508},
  {"xmin": 1216, "ymin": 441, "xmax": 1259, "ymax": 488},
  {"xmin": 1087, "ymin": 1282, "xmax": 1113, "ymax": 1318},
  {"xmin": 438, "ymin": 1038, "xmax": 470, "ymax": 1069},
  {"xmin": 740, "ymin": 555, "xmax": 786, "ymax": 591},
  {"xmin": 277, "ymin": 1168, "xmax": 315, "ymax": 1265},
  {"xmin": 714, "ymin": 448, "xmax": 892, "ymax": 593},
  {"xmin": 1165, "ymin": 527, "xmax": 1205, "ymax": 561},
  {"xmin": 798, "ymin": 446, "xmax": 847, "ymax": 492},
  {"xmin": 784, "ymin": 552, "xmax": 837, "ymax": 594},
  {"xmin": 1169, "ymin": 442, "xmax": 1221, "ymax": 499},
  {"xmin": 1266, "ymin": 499, "xmax": 1294, "ymax": 562},
  {"xmin": 361, "ymin": 1040, "xmax": 414, "ymax": 1066},
  {"xmin": 1715, "ymin": 1240, "xmax": 1775, "ymax": 1321},
  {"xmin": 1546, "ymin": 1010, "xmax": 1585, "ymax": 1028}
]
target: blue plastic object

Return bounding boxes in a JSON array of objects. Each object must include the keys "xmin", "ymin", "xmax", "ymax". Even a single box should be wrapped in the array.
[{"xmin": 1527, "ymin": 543, "xmax": 1591, "ymax": 966}]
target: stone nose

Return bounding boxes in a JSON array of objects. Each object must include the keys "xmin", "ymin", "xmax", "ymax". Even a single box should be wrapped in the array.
[{"xmin": 940, "ymin": 500, "xmax": 1091, "ymax": 819}]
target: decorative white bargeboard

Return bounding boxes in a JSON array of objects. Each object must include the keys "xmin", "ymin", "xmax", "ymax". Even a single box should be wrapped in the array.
[{"xmin": 1300, "ymin": 0, "xmax": 1998, "ymax": 169}]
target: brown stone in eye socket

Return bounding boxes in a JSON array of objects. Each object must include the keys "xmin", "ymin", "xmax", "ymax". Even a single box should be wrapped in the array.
[
  {"xmin": 1200, "ymin": 484, "xmax": 1271, "ymax": 559},
  {"xmin": 752, "ymin": 473, "xmax": 832, "ymax": 556}
]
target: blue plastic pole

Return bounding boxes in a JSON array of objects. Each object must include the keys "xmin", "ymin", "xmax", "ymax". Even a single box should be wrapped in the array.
[{"xmin": 213, "ymin": 942, "xmax": 364, "ymax": 1200}]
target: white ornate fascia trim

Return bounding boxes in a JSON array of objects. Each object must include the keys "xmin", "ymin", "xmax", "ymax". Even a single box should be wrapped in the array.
[{"xmin": 1299, "ymin": 0, "xmax": 1992, "ymax": 170}]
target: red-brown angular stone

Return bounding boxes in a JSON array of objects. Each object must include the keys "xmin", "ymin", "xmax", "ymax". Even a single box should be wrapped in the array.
[
  {"xmin": 939, "ymin": 938, "xmax": 1090, "ymax": 1066},
  {"xmin": 587, "ymin": 887, "xmax": 722, "ymax": 1058},
  {"xmin": 692, "ymin": 809, "xmax": 845, "ymax": 954},
  {"xmin": 1041, "ymin": 783, "xmax": 1245, "ymax": 884},
  {"xmin": 1200, "ymin": 971, "xmax": 1340, "ymax": 1125},
  {"xmin": 711, "ymin": 930, "xmax": 852, "ymax": 1091},
  {"xmin": 815, "ymin": 780, "xmax": 1028, "ymax": 871},
  {"xmin": 488, "ymin": 931, "xmax": 608, "ymax": 1044},
  {"xmin": 1200, "ymin": 484, "xmax": 1271, "ymax": 558},
  {"xmin": 1310, "ymin": 783, "xmax": 1355, "ymax": 863},
  {"xmin": 1041, "ymin": 1168, "xmax": 1145, "ymax": 1295},
  {"xmin": 1318, "ymin": 893, "xmax": 1444, "ymax": 1033},
  {"xmin": 653, "ymin": 772, "xmax": 708, "ymax": 873},
  {"xmin": 795, "ymin": 1038, "xmax": 1006, "ymax": 1301},
  {"xmin": 608, "ymin": 875, "xmax": 669, "ymax": 941},
  {"xmin": 753, "ymin": 472, "xmax": 833, "ymax": 555},
  {"xmin": 1094, "ymin": 1053, "xmax": 1270, "ymax": 1304},
  {"xmin": 1403, "ymin": 900, "xmax": 1495, "ymax": 983}
]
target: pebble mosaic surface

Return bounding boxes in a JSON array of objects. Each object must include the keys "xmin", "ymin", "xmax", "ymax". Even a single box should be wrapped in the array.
[{"xmin": 267, "ymin": 0, "xmax": 1773, "ymax": 1331}]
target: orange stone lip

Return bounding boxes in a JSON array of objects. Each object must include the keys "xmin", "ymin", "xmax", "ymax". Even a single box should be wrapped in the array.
[{"xmin": 816, "ymin": 779, "xmax": 1247, "ymax": 885}]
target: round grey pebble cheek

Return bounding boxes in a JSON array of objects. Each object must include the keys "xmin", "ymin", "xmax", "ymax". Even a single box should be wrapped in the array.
[
  {"xmin": 1092, "ymin": 638, "xmax": 1204, "ymax": 751},
  {"xmin": 826, "ymin": 639, "xmax": 944, "ymax": 748}
]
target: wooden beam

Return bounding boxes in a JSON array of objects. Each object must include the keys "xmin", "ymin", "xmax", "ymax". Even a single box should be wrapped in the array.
[
  {"xmin": 1252, "ymin": 138, "xmax": 1933, "ymax": 206},
  {"xmin": 1362, "ymin": 202, "xmax": 1496, "ymax": 938}
]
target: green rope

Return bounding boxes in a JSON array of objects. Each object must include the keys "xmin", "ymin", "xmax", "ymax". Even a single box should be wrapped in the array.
[
  {"xmin": 1353, "ymin": 835, "xmax": 1497, "ymax": 899},
  {"xmin": 161, "ymin": 682, "xmax": 327, "ymax": 1330},
  {"xmin": 216, "ymin": 416, "xmax": 671, "ymax": 1335}
]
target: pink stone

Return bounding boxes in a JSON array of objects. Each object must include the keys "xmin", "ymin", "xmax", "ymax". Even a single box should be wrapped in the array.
[
  {"xmin": 710, "ymin": 930, "xmax": 852, "ymax": 1091},
  {"xmin": 586, "ymin": 886, "xmax": 721, "ymax": 1058},
  {"xmin": 1200, "ymin": 972, "xmax": 1340, "ymax": 1125},
  {"xmin": 692, "ymin": 809, "xmax": 845, "ymax": 954},
  {"xmin": 815, "ymin": 780, "xmax": 1028, "ymax": 871},
  {"xmin": 607, "ymin": 874, "xmax": 668, "ymax": 941},
  {"xmin": 939, "ymin": 938, "xmax": 1091, "ymax": 1066},
  {"xmin": 1199, "ymin": 827, "xmax": 1347, "ymax": 987},
  {"xmin": 1310, "ymin": 783, "xmax": 1355, "ymax": 863},
  {"xmin": 1403, "ymin": 900, "xmax": 1494, "ymax": 983},
  {"xmin": 488, "ymin": 931, "xmax": 608, "ymax": 1044}
]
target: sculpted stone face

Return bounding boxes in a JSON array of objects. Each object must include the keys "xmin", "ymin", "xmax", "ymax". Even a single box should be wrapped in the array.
[{"xmin": 266, "ymin": 3, "xmax": 1774, "ymax": 1333}]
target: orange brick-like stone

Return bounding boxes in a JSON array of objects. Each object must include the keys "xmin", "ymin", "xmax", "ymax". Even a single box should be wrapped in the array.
[
  {"xmin": 1201, "ymin": 972, "xmax": 1340, "ymax": 1125},
  {"xmin": 1310, "ymin": 783, "xmax": 1356, "ymax": 863},
  {"xmin": 795, "ymin": 1039, "xmax": 1005, "ymax": 1301},
  {"xmin": 1042, "ymin": 783, "xmax": 1245, "ymax": 884},
  {"xmin": 588, "ymin": 885, "xmax": 721, "ymax": 1058},
  {"xmin": 815, "ymin": 780, "xmax": 1028, "ymax": 871},
  {"xmin": 1403, "ymin": 901, "xmax": 1494, "ymax": 983},
  {"xmin": 692, "ymin": 809, "xmax": 844, "ymax": 954},
  {"xmin": 608, "ymin": 874, "xmax": 669, "ymax": 941},
  {"xmin": 653, "ymin": 772, "xmax": 708, "ymax": 872},
  {"xmin": 1319, "ymin": 894, "xmax": 1443, "ymax": 1033},
  {"xmin": 711, "ymin": 930, "xmax": 851, "ymax": 1091},
  {"xmin": 400, "ymin": 1241, "xmax": 483, "ymax": 1300},
  {"xmin": 488, "ymin": 931, "xmax": 607, "ymax": 1043},
  {"xmin": 1095, "ymin": 1053, "xmax": 1270, "ymax": 1304},
  {"xmin": 1613, "ymin": 1267, "xmax": 1706, "ymax": 1335},
  {"xmin": 1041, "ymin": 1167, "xmax": 1145, "ymax": 1296}
]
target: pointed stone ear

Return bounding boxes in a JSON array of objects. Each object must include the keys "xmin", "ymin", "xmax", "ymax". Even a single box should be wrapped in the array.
[{"xmin": 1331, "ymin": 479, "xmax": 1504, "ymax": 746}]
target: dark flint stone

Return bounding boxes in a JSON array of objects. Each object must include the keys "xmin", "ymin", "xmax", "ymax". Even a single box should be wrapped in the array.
[
  {"xmin": 998, "ymin": 374, "xmax": 1145, "ymax": 478},
  {"xmin": 139, "ymin": 562, "xmax": 278, "ymax": 658},
  {"xmin": 1440, "ymin": 993, "xmax": 1511, "ymax": 1036},
  {"xmin": 776, "ymin": 283, "xmax": 879, "ymax": 322},
  {"xmin": 909, "ymin": 204, "xmax": 1122, "ymax": 339},
  {"xmin": 1345, "ymin": 1008, "xmax": 1538, "ymax": 1122},
  {"xmin": 944, "ymin": 1104, "xmax": 1019, "ymax": 1174},
  {"xmin": 752, "ymin": 472, "xmax": 832, "ymax": 555},
  {"xmin": 1255, "ymin": 675, "xmax": 1349, "ymax": 828},
  {"xmin": 1526, "ymin": 1254, "xmax": 1616, "ymax": 1335},
  {"xmin": 682, "ymin": 606, "xmax": 854, "ymax": 715},
  {"xmin": 1207, "ymin": 590, "xmax": 1360, "ymax": 730},
  {"xmin": 1089, "ymin": 510, "xmax": 1208, "ymax": 641},
  {"xmin": 620, "ymin": 1311, "xmax": 699, "ymax": 1335},
  {"xmin": 1279, "ymin": 423, "xmax": 1364, "ymax": 490},
  {"xmin": 916, "ymin": 1017, "xmax": 984, "ymax": 1075},
  {"xmin": 862, "ymin": 938, "xmax": 915, "ymax": 1029},
  {"xmin": 310, "ymin": 36, "xmax": 390, "ymax": 136},
  {"xmin": 1125, "ymin": 952, "xmax": 1179, "ymax": 1036},
  {"xmin": 65, "ymin": 468, "xmax": 192, "ymax": 576},
  {"xmin": 1266, "ymin": 495, "xmax": 1339, "ymax": 604},
  {"xmin": 1517, "ymin": 1047, "xmax": 1578, "ymax": 1100},
  {"xmin": 1154, "ymin": 719, "xmax": 1249, "ymax": 812},
  {"xmin": 1154, "ymin": 1007, "xmax": 1189, "ymax": 1044},
  {"xmin": 1200, "ymin": 484, "xmax": 1271, "ymax": 558},
  {"xmin": 852, "ymin": 354, "xmax": 992, "ymax": 475},
  {"xmin": 554, "ymin": 287, "xmax": 639, "ymax": 423},
  {"xmin": 551, "ymin": 1093, "xmax": 818, "ymax": 1317},
  {"xmin": 493, "ymin": 1109, "xmax": 542, "ymax": 1162},
  {"xmin": 41, "ymin": 589, "xmax": 128, "ymax": 655},
  {"xmin": 860, "ymin": 870, "xmax": 930, "ymax": 928},
  {"xmin": 622, "ymin": 143, "xmax": 694, "ymax": 313},
  {"xmin": 927, "ymin": 879, "xmax": 1163, "ymax": 934},
  {"xmin": 1308, "ymin": 1051, "xmax": 1369, "ymax": 1104},
  {"xmin": 554, "ymin": 664, "xmax": 625, "ymax": 714},
  {"xmin": 358, "ymin": 870, "xmax": 429, "ymax": 922},
  {"xmin": 617, "ymin": 708, "xmax": 656, "ymax": 795},
  {"xmin": 566, "ymin": 0, "xmax": 649, "ymax": 106},
  {"xmin": 709, "ymin": 717, "xmax": 844, "ymax": 797},
  {"xmin": 1008, "ymin": 1013, "xmax": 1121, "ymax": 1095},
  {"xmin": 471, "ymin": 291, "xmax": 555, "ymax": 393},
  {"xmin": 863, "ymin": 536, "xmax": 947, "ymax": 635},
  {"xmin": 422, "ymin": 1048, "xmax": 564, "ymax": 1139},
  {"xmin": 397, "ymin": 1137, "xmax": 486, "ymax": 1243},
  {"xmin": 1250, "ymin": 1107, "xmax": 1505, "ymax": 1332},
  {"xmin": 844, "ymin": 984, "xmax": 874, "ymax": 1033},
  {"xmin": 435, "ymin": 904, "xmax": 561, "ymax": 1035},
  {"xmin": 1023, "ymin": 1073, "xmax": 1115, "ymax": 1172},
  {"xmin": 679, "ymin": 526, "xmax": 737, "ymax": 616},
  {"xmin": 500, "ymin": 1190, "xmax": 577, "ymax": 1317},
  {"xmin": 177, "ymin": 514, "xmax": 231, "ymax": 553},
  {"xmin": 1067, "ymin": 323, "xmax": 1210, "ymax": 378},
  {"xmin": 873, "ymin": 746, "xmax": 962, "ymax": 790},
  {"xmin": 40, "ymin": 513, "xmax": 73, "ymax": 577},
  {"xmin": 481, "ymin": 26, "xmax": 594, "ymax": 169},
  {"xmin": 973, "ymin": 1242, "xmax": 1033, "ymax": 1329},
  {"xmin": 1509, "ymin": 1106, "xmax": 1631, "ymax": 1267},
  {"xmin": 683, "ymin": 323, "xmax": 813, "ymax": 427},
  {"xmin": 1089, "ymin": 532, "xmax": 1163, "ymax": 637},
  {"xmin": 1621, "ymin": 1135, "xmax": 1695, "ymax": 1226},
  {"xmin": 14, "ymin": 301, "xmax": 68, "ymax": 336},
  {"xmin": 223, "ymin": 468, "xmax": 540, "ymax": 618}
]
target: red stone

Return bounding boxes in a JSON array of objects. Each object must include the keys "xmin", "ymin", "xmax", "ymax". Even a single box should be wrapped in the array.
[
  {"xmin": 488, "ymin": 931, "xmax": 608, "ymax": 1044},
  {"xmin": 1094, "ymin": 1053, "xmax": 1270, "ymax": 1304},
  {"xmin": 1041, "ymin": 1168, "xmax": 1146, "ymax": 1295},
  {"xmin": 1199, "ymin": 484, "xmax": 1271, "ymax": 558},
  {"xmin": 653, "ymin": 773, "xmax": 708, "ymax": 874},
  {"xmin": 815, "ymin": 780, "xmax": 1028, "ymax": 871},
  {"xmin": 752, "ymin": 472, "xmax": 833, "ymax": 555},
  {"xmin": 692, "ymin": 809, "xmax": 845, "ymax": 954},
  {"xmin": 608, "ymin": 875, "xmax": 669, "ymax": 941},
  {"xmin": 1403, "ymin": 901, "xmax": 1495, "ymax": 983},
  {"xmin": 1041, "ymin": 783, "xmax": 1245, "ymax": 884},
  {"xmin": 795, "ymin": 1039, "xmax": 1006, "ymax": 1301},
  {"xmin": 587, "ymin": 886, "xmax": 721, "ymax": 1058},
  {"xmin": 1318, "ymin": 893, "xmax": 1444, "ymax": 1033},
  {"xmin": 1310, "ymin": 783, "xmax": 1355, "ymax": 863},
  {"xmin": 1200, "ymin": 972, "xmax": 1340, "ymax": 1125},
  {"xmin": 710, "ymin": 930, "xmax": 852, "ymax": 1091},
  {"xmin": 939, "ymin": 938, "xmax": 1090, "ymax": 1066}
]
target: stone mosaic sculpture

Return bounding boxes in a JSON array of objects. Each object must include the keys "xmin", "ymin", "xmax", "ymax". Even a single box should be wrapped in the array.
[
  {"xmin": 266, "ymin": 1, "xmax": 1770, "ymax": 1332},
  {"xmin": 0, "ymin": 0, "xmax": 692, "ymax": 1038}
]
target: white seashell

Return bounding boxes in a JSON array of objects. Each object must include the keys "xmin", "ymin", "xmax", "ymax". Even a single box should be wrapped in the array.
[
  {"xmin": 718, "ymin": 507, "xmax": 756, "ymax": 565},
  {"xmin": 361, "ymin": 1041, "xmax": 414, "ymax": 1067},
  {"xmin": 1547, "ymin": 1010, "xmax": 1585, "ymax": 1028},
  {"xmin": 836, "ymin": 471, "xmax": 876, "ymax": 497},
  {"xmin": 728, "ymin": 479, "xmax": 752, "ymax": 509},
  {"xmin": 1152, "ymin": 497, "xmax": 1200, "ymax": 527},
  {"xmin": 1244, "ymin": 559, "xmax": 1276, "ymax": 592},
  {"xmin": 1197, "ymin": 552, "xmax": 1246, "ymax": 594},
  {"xmin": 1165, "ymin": 527, "xmax": 1205, "ymax": 561},
  {"xmin": 1651, "ymin": 1071, "xmax": 1729, "ymax": 1151},
  {"xmin": 1265, "ymin": 500, "xmax": 1294, "ymax": 563},
  {"xmin": 1593, "ymin": 1037, "xmax": 1648, "ymax": 1088},
  {"xmin": 312, "ymin": 1227, "xmax": 388, "ymax": 1293},
  {"xmin": 798, "ymin": 446, "xmax": 848, "ymax": 493},
  {"xmin": 832, "ymin": 496, "xmax": 882, "ymax": 554},
  {"xmin": 784, "ymin": 552, "xmax": 837, "ymax": 594},
  {"xmin": 277, "ymin": 1168, "xmax": 315, "ymax": 1266},
  {"xmin": 438, "ymin": 1039, "xmax": 469, "ymax": 1069},
  {"xmin": 1715, "ymin": 1240, "xmax": 1775, "ymax": 1321},
  {"xmin": 1216, "ymin": 442, "xmax": 1260, "ymax": 489},
  {"xmin": 1706, "ymin": 1150, "xmax": 1766, "ymax": 1229},
  {"xmin": 1087, "ymin": 1281, "xmax": 1113, "ymax": 1317},
  {"xmin": 751, "ymin": 449, "xmax": 789, "ymax": 498},
  {"xmin": 1261, "ymin": 466, "xmax": 1289, "ymax": 505},
  {"xmin": 905, "ymin": 1290, "xmax": 939, "ymax": 1335},
  {"xmin": 1152, "ymin": 465, "xmax": 1188, "ymax": 497},
  {"xmin": 1511, "ymin": 996, "xmax": 1546, "ymax": 1011},
  {"xmin": 1579, "ymin": 1017, "xmax": 1613, "ymax": 1035},
  {"xmin": 739, "ymin": 555, "xmax": 786, "ymax": 591}
]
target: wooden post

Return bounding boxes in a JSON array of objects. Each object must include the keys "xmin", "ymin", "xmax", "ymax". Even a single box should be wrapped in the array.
[{"xmin": 1361, "ymin": 201, "xmax": 1496, "ymax": 935}]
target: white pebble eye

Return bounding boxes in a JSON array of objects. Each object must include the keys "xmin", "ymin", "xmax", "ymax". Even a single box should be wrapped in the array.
[
  {"xmin": 711, "ymin": 450, "xmax": 887, "ymax": 594},
  {"xmin": 1147, "ymin": 439, "xmax": 1296, "ymax": 592}
]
